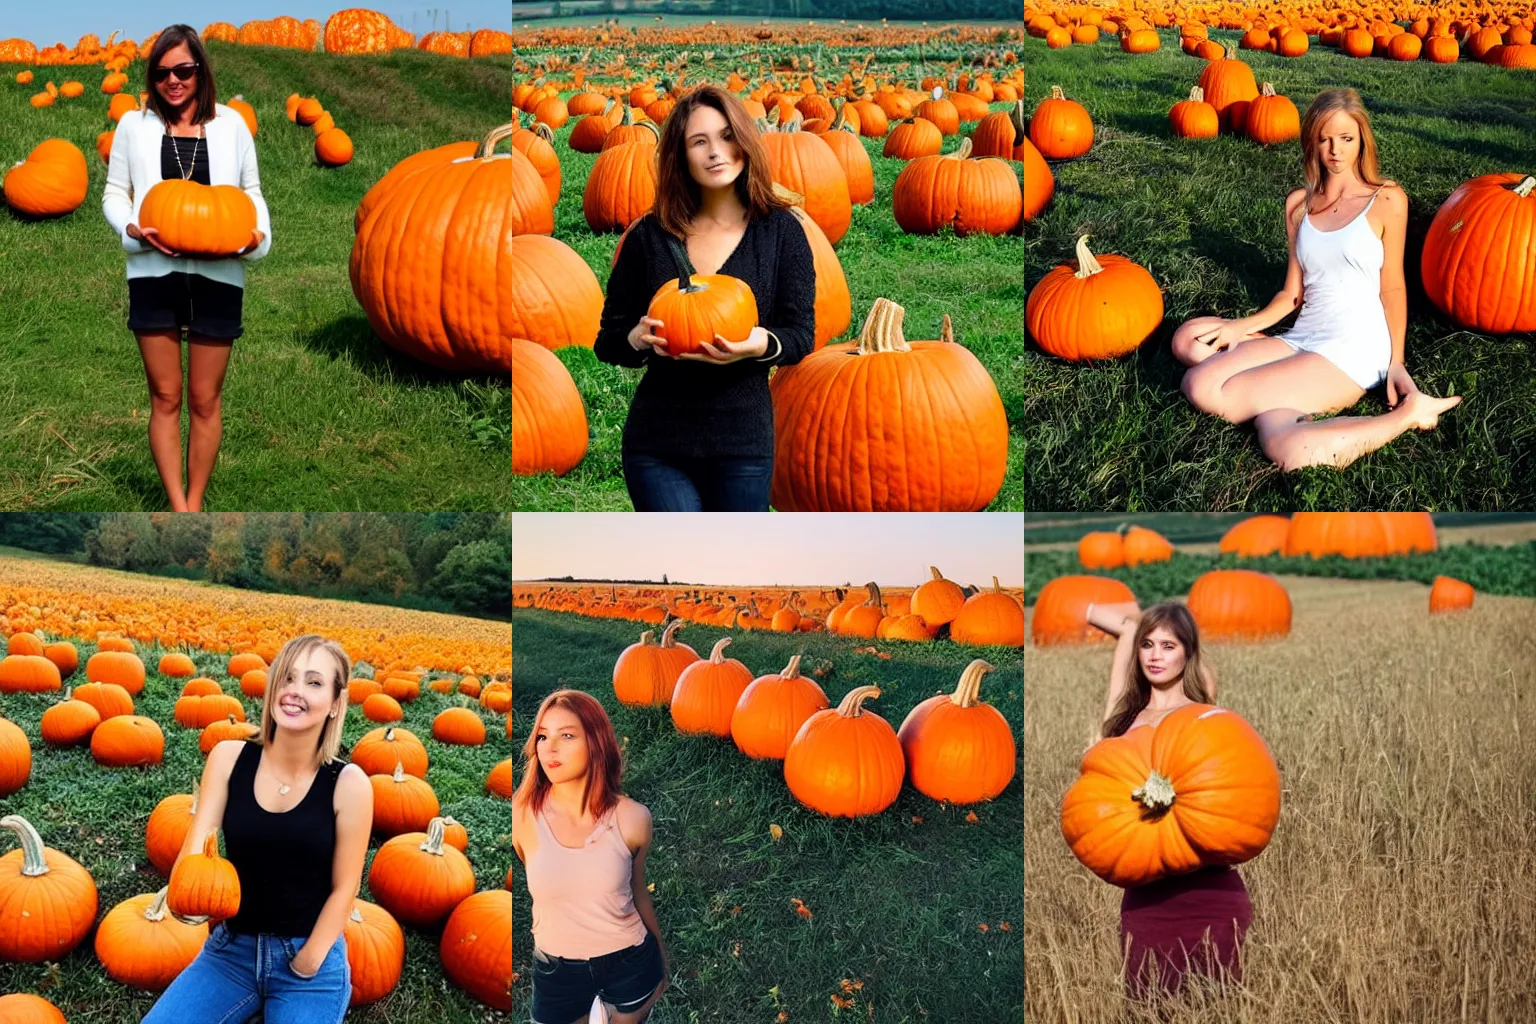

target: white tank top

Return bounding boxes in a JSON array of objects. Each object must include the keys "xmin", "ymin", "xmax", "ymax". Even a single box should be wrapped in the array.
[{"xmin": 526, "ymin": 803, "xmax": 647, "ymax": 959}]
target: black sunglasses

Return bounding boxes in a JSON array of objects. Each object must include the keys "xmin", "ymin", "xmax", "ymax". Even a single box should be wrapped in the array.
[{"xmin": 151, "ymin": 62, "xmax": 200, "ymax": 83}]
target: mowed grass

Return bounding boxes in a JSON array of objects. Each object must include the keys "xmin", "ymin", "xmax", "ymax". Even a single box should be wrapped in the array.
[
  {"xmin": 1023, "ymin": 31, "xmax": 1536, "ymax": 510},
  {"xmin": 1023, "ymin": 576, "xmax": 1536, "ymax": 1023},
  {"xmin": 0, "ymin": 43, "xmax": 512, "ymax": 511},
  {"xmin": 510, "ymin": 609, "xmax": 1024, "ymax": 1022},
  {"xmin": 0, "ymin": 635, "xmax": 513, "ymax": 1023},
  {"xmin": 512, "ymin": 41, "xmax": 1025, "ymax": 510}
]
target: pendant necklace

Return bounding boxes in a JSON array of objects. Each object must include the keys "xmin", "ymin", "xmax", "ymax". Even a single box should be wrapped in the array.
[{"xmin": 170, "ymin": 122, "xmax": 202, "ymax": 181}]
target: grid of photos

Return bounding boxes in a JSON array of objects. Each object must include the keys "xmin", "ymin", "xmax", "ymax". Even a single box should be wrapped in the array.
[
  {"xmin": 511, "ymin": 3, "xmax": 1025, "ymax": 511},
  {"xmin": 1021, "ymin": 5, "xmax": 1535, "ymax": 510}
]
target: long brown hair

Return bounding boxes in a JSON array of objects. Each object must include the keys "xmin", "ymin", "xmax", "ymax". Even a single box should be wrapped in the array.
[
  {"xmin": 1296, "ymin": 88, "xmax": 1385, "ymax": 222},
  {"xmin": 513, "ymin": 689, "xmax": 624, "ymax": 819},
  {"xmin": 1102, "ymin": 602, "xmax": 1216, "ymax": 738},
  {"xmin": 653, "ymin": 84, "xmax": 788, "ymax": 239},
  {"xmin": 145, "ymin": 25, "xmax": 218, "ymax": 127}
]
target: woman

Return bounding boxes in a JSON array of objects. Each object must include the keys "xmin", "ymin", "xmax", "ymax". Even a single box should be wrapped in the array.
[
  {"xmin": 595, "ymin": 84, "xmax": 815, "ymax": 512},
  {"xmin": 142, "ymin": 634, "xmax": 371, "ymax": 1023},
  {"xmin": 102, "ymin": 24, "xmax": 271, "ymax": 512},
  {"xmin": 1086, "ymin": 600, "xmax": 1250, "ymax": 999},
  {"xmin": 1171, "ymin": 88, "xmax": 1459, "ymax": 471},
  {"xmin": 513, "ymin": 690, "xmax": 668, "ymax": 1024}
]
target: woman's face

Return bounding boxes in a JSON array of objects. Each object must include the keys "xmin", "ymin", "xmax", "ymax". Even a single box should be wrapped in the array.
[
  {"xmin": 683, "ymin": 104, "xmax": 744, "ymax": 191},
  {"xmin": 1139, "ymin": 626, "xmax": 1188, "ymax": 688},
  {"xmin": 535, "ymin": 707, "xmax": 588, "ymax": 785},
  {"xmin": 1316, "ymin": 110, "xmax": 1362, "ymax": 178},
  {"xmin": 154, "ymin": 42, "xmax": 198, "ymax": 110},
  {"xmin": 273, "ymin": 649, "xmax": 340, "ymax": 732}
]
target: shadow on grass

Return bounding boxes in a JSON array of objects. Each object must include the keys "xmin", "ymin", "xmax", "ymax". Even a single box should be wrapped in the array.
[{"xmin": 297, "ymin": 315, "xmax": 506, "ymax": 387}]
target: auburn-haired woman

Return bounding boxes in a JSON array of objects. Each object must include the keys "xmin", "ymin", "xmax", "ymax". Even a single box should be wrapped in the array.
[
  {"xmin": 101, "ymin": 24, "xmax": 271, "ymax": 512},
  {"xmin": 1085, "ymin": 600, "xmax": 1251, "ymax": 998},
  {"xmin": 1171, "ymin": 88, "xmax": 1459, "ymax": 471},
  {"xmin": 142, "ymin": 635, "xmax": 370, "ymax": 1023},
  {"xmin": 513, "ymin": 690, "xmax": 669, "ymax": 1023},
  {"xmin": 594, "ymin": 84, "xmax": 815, "ymax": 512}
]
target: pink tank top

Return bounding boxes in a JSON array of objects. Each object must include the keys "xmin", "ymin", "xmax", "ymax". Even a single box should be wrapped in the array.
[{"xmin": 526, "ymin": 803, "xmax": 647, "ymax": 958}]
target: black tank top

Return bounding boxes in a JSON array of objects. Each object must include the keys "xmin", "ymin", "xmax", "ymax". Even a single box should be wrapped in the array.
[
  {"xmin": 160, "ymin": 133, "xmax": 211, "ymax": 185},
  {"xmin": 222, "ymin": 741, "xmax": 346, "ymax": 936}
]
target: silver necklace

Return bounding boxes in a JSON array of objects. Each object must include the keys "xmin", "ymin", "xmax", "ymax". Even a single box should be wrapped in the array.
[{"xmin": 170, "ymin": 122, "xmax": 203, "ymax": 181}]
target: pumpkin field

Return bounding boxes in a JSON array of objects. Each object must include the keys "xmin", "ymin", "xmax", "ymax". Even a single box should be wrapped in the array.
[
  {"xmin": 0, "ymin": 18, "xmax": 512, "ymax": 510},
  {"xmin": 511, "ymin": 17, "xmax": 1026, "ymax": 510},
  {"xmin": 510, "ymin": 516, "xmax": 1024, "ymax": 1020},
  {"xmin": 0, "ymin": 548, "xmax": 513, "ymax": 1021},
  {"xmin": 1024, "ymin": 513, "xmax": 1536, "ymax": 1021},
  {"xmin": 1021, "ymin": 4, "xmax": 1536, "ymax": 510}
]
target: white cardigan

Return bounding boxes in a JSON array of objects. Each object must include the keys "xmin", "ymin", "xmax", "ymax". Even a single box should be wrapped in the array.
[{"xmin": 101, "ymin": 103, "xmax": 273, "ymax": 286}]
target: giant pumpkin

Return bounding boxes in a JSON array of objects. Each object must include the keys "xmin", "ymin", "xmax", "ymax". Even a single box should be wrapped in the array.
[
  {"xmin": 1219, "ymin": 515, "xmax": 1291, "ymax": 557},
  {"xmin": 1420, "ymin": 174, "xmax": 1535, "ymax": 335},
  {"xmin": 1283, "ymin": 512, "xmax": 1436, "ymax": 558},
  {"xmin": 1186, "ymin": 569, "xmax": 1292, "ymax": 641},
  {"xmin": 509, "ymin": 234, "xmax": 602, "ymax": 350}
]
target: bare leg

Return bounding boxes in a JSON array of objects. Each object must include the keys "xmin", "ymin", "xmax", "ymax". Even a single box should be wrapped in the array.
[
  {"xmin": 1180, "ymin": 338, "xmax": 1298, "ymax": 420},
  {"xmin": 1171, "ymin": 316, "xmax": 1272, "ymax": 367},
  {"xmin": 136, "ymin": 331, "xmax": 190, "ymax": 512},
  {"xmin": 185, "ymin": 336, "xmax": 234, "ymax": 513},
  {"xmin": 1255, "ymin": 390, "xmax": 1463, "ymax": 471},
  {"xmin": 1188, "ymin": 350, "xmax": 1364, "ymax": 425}
]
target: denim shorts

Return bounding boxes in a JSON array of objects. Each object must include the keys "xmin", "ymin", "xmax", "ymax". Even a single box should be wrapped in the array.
[
  {"xmin": 141, "ymin": 920, "xmax": 350, "ymax": 1024},
  {"xmin": 531, "ymin": 930, "xmax": 664, "ymax": 1023},
  {"xmin": 128, "ymin": 271, "xmax": 245, "ymax": 340}
]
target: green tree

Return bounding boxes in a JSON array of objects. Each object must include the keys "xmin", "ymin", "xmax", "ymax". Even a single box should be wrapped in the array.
[
  {"xmin": 206, "ymin": 514, "xmax": 249, "ymax": 585},
  {"xmin": 156, "ymin": 514, "xmax": 213, "ymax": 568},
  {"xmin": 85, "ymin": 513, "xmax": 164, "ymax": 571},
  {"xmin": 0, "ymin": 513, "xmax": 100, "ymax": 554},
  {"xmin": 429, "ymin": 540, "xmax": 511, "ymax": 618}
]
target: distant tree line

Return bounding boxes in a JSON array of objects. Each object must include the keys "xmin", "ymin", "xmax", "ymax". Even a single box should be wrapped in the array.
[{"xmin": 0, "ymin": 513, "xmax": 510, "ymax": 620}]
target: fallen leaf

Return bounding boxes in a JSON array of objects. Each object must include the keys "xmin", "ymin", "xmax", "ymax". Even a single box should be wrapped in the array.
[
  {"xmin": 830, "ymin": 993, "xmax": 855, "ymax": 1009},
  {"xmin": 911, "ymin": 815, "xmax": 923, "ymax": 824},
  {"xmin": 965, "ymin": 811, "xmax": 979, "ymax": 824},
  {"xmin": 647, "ymin": 882, "xmax": 655, "ymax": 892},
  {"xmin": 1000, "ymin": 921, "xmax": 1012, "ymax": 932},
  {"xmin": 770, "ymin": 823, "xmax": 784, "ymax": 842},
  {"xmin": 978, "ymin": 923, "xmax": 990, "ymax": 932}
]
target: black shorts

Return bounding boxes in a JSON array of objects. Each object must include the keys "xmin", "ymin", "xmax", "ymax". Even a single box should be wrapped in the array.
[
  {"xmin": 127, "ymin": 272, "xmax": 244, "ymax": 340},
  {"xmin": 531, "ymin": 930, "xmax": 664, "ymax": 1023}
]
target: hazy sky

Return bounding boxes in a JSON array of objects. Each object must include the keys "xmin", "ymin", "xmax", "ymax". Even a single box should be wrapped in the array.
[
  {"xmin": 9, "ymin": 3, "xmax": 510, "ymax": 45},
  {"xmin": 512, "ymin": 514, "xmax": 1023, "ymax": 588}
]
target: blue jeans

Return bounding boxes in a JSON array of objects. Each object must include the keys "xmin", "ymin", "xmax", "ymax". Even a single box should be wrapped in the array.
[
  {"xmin": 142, "ymin": 921, "xmax": 350, "ymax": 1024},
  {"xmin": 622, "ymin": 450, "xmax": 773, "ymax": 511}
]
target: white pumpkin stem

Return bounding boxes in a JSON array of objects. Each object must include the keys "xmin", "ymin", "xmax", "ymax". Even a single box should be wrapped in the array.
[
  {"xmin": 950, "ymin": 659, "xmax": 996, "ymax": 707},
  {"xmin": 855, "ymin": 298, "xmax": 913, "ymax": 354},
  {"xmin": 707, "ymin": 637, "xmax": 733, "ymax": 662},
  {"xmin": 1072, "ymin": 235, "xmax": 1104, "ymax": 279},
  {"xmin": 144, "ymin": 887, "xmax": 172, "ymax": 922},
  {"xmin": 637, "ymin": 630, "xmax": 656, "ymax": 647},
  {"xmin": 1, "ymin": 815, "xmax": 52, "ymax": 877},
  {"xmin": 418, "ymin": 816, "xmax": 447, "ymax": 856},
  {"xmin": 836, "ymin": 685, "xmax": 882, "ymax": 717},
  {"xmin": 943, "ymin": 137, "xmax": 975, "ymax": 161},
  {"xmin": 1189, "ymin": 86, "xmax": 1206, "ymax": 102},
  {"xmin": 1133, "ymin": 770, "xmax": 1176, "ymax": 810},
  {"xmin": 1049, "ymin": 84, "xmax": 1066, "ymax": 101},
  {"xmin": 1259, "ymin": 82, "xmax": 1277, "ymax": 97},
  {"xmin": 779, "ymin": 654, "xmax": 803, "ymax": 679},
  {"xmin": 1514, "ymin": 176, "xmax": 1536, "ymax": 198},
  {"xmin": 661, "ymin": 620, "xmax": 686, "ymax": 646},
  {"xmin": 392, "ymin": 761, "xmax": 406, "ymax": 782},
  {"xmin": 349, "ymin": 904, "xmax": 365, "ymax": 923}
]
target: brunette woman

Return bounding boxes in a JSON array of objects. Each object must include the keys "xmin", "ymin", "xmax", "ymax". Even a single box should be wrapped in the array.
[
  {"xmin": 513, "ymin": 690, "xmax": 669, "ymax": 1023},
  {"xmin": 101, "ymin": 24, "xmax": 271, "ymax": 511},
  {"xmin": 1085, "ymin": 600, "xmax": 1251, "ymax": 998},
  {"xmin": 1171, "ymin": 88, "xmax": 1459, "ymax": 471},
  {"xmin": 142, "ymin": 635, "xmax": 370, "ymax": 1023},
  {"xmin": 594, "ymin": 84, "xmax": 815, "ymax": 512}
]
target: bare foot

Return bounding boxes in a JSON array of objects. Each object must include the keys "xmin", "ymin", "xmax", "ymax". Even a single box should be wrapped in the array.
[{"xmin": 1399, "ymin": 390, "xmax": 1462, "ymax": 431}]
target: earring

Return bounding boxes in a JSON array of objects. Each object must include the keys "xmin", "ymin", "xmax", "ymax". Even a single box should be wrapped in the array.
[{"xmin": 328, "ymin": 713, "xmax": 336, "ymax": 719}]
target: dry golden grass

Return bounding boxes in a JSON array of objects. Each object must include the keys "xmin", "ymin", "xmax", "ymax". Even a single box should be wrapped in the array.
[{"xmin": 1025, "ymin": 575, "xmax": 1536, "ymax": 1023}]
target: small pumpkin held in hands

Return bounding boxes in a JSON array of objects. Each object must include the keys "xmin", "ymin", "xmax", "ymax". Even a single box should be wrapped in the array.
[{"xmin": 138, "ymin": 180, "xmax": 258, "ymax": 257}]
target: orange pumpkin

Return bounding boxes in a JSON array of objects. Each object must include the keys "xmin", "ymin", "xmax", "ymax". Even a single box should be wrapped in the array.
[
  {"xmin": 670, "ymin": 638, "xmax": 753, "ymax": 737},
  {"xmin": 950, "ymin": 577, "xmax": 1025, "ymax": 647},
  {"xmin": 784, "ymin": 686, "xmax": 905, "ymax": 818},
  {"xmin": 613, "ymin": 622, "xmax": 699, "ymax": 707},
  {"xmin": 910, "ymin": 566, "xmax": 966, "ymax": 628},
  {"xmin": 1186, "ymin": 570, "xmax": 1292, "ymax": 641},
  {"xmin": 3, "ymin": 139, "xmax": 88, "ymax": 218},
  {"xmin": 138, "ymin": 180, "xmax": 258, "ymax": 257},
  {"xmin": 897, "ymin": 660, "xmax": 1015, "ymax": 804},
  {"xmin": 1218, "ymin": 515, "xmax": 1291, "ymax": 557},
  {"xmin": 729, "ymin": 654, "xmax": 830, "ymax": 760},
  {"xmin": 1429, "ymin": 575, "xmax": 1474, "ymax": 613},
  {"xmin": 1031, "ymin": 575, "xmax": 1136, "ymax": 646}
]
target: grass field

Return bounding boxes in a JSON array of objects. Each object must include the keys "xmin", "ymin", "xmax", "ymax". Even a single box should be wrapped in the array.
[
  {"xmin": 0, "ymin": 572, "xmax": 512, "ymax": 1021},
  {"xmin": 511, "ymin": 29, "xmax": 1025, "ymax": 511},
  {"xmin": 1023, "ymin": 30, "xmax": 1536, "ymax": 510},
  {"xmin": 510, "ymin": 609, "xmax": 1024, "ymax": 1022},
  {"xmin": 1024, "ymin": 576, "xmax": 1536, "ymax": 1022},
  {"xmin": 0, "ymin": 43, "xmax": 511, "ymax": 511}
]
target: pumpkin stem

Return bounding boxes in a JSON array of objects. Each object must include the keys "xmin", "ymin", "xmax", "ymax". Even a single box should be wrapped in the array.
[
  {"xmin": 1049, "ymin": 84, "xmax": 1066, "ymax": 101},
  {"xmin": 190, "ymin": 789, "xmax": 200, "ymax": 815},
  {"xmin": 1009, "ymin": 98, "xmax": 1026, "ymax": 136},
  {"xmin": 771, "ymin": 182, "xmax": 806, "ymax": 207},
  {"xmin": 480, "ymin": 123, "xmax": 514, "ymax": 157},
  {"xmin": 144, "ymin": 886, "xmax": 172, "ymax": 922},
  {"xmin": 943, "ymin": 137, "xmax": 975, "ymax": 161},
  {"xmin": 950, "ymin": 659, "xmax": 996, "ymax": 707},
  {"xmin": 0, "ymin": 815, "xmax": 51, "ymax": 877},
  {"xmin": 1072, "ymin": 235, "xmax": 1105, "ymax": 279},
  {"xmin": 418, "ymin": 816, "xmax": 448, "ymax": 856},
  {"xmin": 929, "ymin": 566, "xmax": 945, "ymax": 581},
  {"xmin": 708, "ymin": 637, "xmax": 733, "ymax": 663},
  {"xmin": 1259, "ymin": 82, "xmax": 1277, "ymax": 97},
  {"xmin": 1515, "ymin": 176, "xmax": 1536, "ymax": 199},
  {"xmin": 855, "ymin": 297, "xmax": 914, "ymax": 354},
  {"xmin": 1133, "ymin": 770, "xmax": 1176, "ymax": 810},
  {"xmin": 534, "ymin": 122, "xmax": 555, "ymax": 145},
  {"xmin": 993, "ymin": 576, "xmax": 1004, "ymax": 592},
  {"xmin": 780, "ymin": 654, "xmax": 803, "ymax": 679},
  {"xmin": 1189, "ymin": 85, "xmax": 1206, "ymax": 103},
  {"xmin": 383, "ymin": 727, "xmax": 396, "ymax": 740},
  {"xmin": 349, "ymin": 904, "xmax": 365, "ymax": 923},
  {"xmin": 661, "ymin": 620, "xmax": 686, "ymax": 646},
  {"xmin": 836, "ymin": 685, "xmax": 882, "ymax": 717},
  {"xmin": 202, "ymin": 831, "xmax": 219, "ymax": 858},
  {"xmin": 392, "ymin": 761, "xmax": 406, "ymax": 782}
]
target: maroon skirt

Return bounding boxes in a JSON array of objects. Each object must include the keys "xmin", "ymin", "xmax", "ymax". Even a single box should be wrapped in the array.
[{"xmin": 1119, "ymin": 865, "xmax": 1252, "ymax": 998}]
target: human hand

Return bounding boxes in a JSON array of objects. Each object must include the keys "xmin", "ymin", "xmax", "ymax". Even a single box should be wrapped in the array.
[
  {"xmin": 1191, "ymin": 318, "xmax": 1250, "ymax": 353},
  {"xmin": 235, "ymin": 229, "xmax": 265, "ymax": 256},
  {"xmin": 289, "ymin": 942, "xmax": 324, "ymax": 979},
  {"xmin": 629, "ymin": 315, "xmax": 670, "ymax": 355},
  {"xmin": 1385, "ymin": 361, "xmax": 1415, "ymax": 408},
  {"xmin": 131, "ymin": 224, "xmax": 181, "ymax": 258},
  {"xmin": 674, "ymin": 325, "xmax": 770, "ymax": 364}
]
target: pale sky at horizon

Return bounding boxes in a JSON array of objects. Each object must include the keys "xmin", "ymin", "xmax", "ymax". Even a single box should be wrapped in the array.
[
  {"xmin": 6, "ymin": 3, "xmax": 510, "ymax": 46},
  {"xmin": 512, "ymin": 514, "xmax": 1024, "ymax": 589}
]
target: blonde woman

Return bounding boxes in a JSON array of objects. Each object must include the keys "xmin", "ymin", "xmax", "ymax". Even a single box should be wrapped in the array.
[
  {"xmin": 1171, "ymin": 88, "xmax": 1459, "ymax": 471},
  {"xmin": 142, "ymin": 635, "xmax": 370, "ymax": 1024}
]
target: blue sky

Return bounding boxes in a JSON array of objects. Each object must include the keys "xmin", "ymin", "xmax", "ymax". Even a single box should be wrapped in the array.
[
  {"xmin": 8, "ymin": 2, "xmax": 511, "ymax": 45},
  {"xmin": 512, "ymin": 514, "xmax": 1024, "ymax": 588}
]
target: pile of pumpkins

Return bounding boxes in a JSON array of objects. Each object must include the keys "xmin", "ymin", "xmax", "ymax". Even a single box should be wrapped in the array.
[
  {"xmin": 284, "ymin": 90, "xmax": 352, "ymax": 166},
  {"xmin": 612, "ymin": 634, "xmax": 1017, "ymax": 818},
  {"xmin": 0, "ymin": 632, "xmax": 513, "ymax": 1014}
]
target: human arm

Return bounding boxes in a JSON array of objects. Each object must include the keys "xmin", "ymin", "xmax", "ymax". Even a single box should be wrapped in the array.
[
  {"xmin": 233, "ymin": 114, "xmax": 272, "ymax": 261},
  {"xmin": 1374, "ymin": 185, "xmax": 1412, "ymax": 405},
  {"xmin": 101, "ymin": 113, "xmax": 150, "ymax": 255},
  {"xmin": 1086, "ymin": 601, "xmax": 1142, "ymax": 727},
  {"xmin": 289, "ymin": 764, "xmax": 373, "ymax": 977},
  {"xmin": 594, "ymin": 217, "xmax": 656, "ymax": 368},
  {"xmin": 1193, "ymin": 190, "xmax": 1307, "ymax": 350},
  {"xmin": 625, "ymin": 802, "xmax": 670, "ymax": 1011}
]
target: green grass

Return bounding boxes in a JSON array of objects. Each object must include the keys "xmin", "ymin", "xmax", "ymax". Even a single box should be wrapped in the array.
[
  {"xmin": 510, "ymin": 609, "xmax": 1023, "ymax": 1021},
  {"xmin": 0, "ymin": 43, "xmax": 512, "ymax": 511},
  {"xmin": 0, "ymin": 636, "xmax": 513, "ymax": 1023},
  {"xmin": 511, "ymin": 47, "xmax": 1025, "ymax": 510},
  {"xmin": 1023, "ymin": 30, "xmax": 1536, "ymax": 510}
]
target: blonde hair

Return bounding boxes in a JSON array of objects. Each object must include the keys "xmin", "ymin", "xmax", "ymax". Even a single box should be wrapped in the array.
[
  {"xmin": 255, "ymin": 634, "xmax": 350, "ymax": 765},
  {"xmin": 1296, "ymin": 88, "xmax": 1386, "ymax": 223}
]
